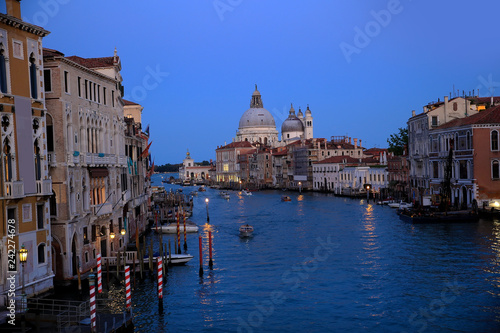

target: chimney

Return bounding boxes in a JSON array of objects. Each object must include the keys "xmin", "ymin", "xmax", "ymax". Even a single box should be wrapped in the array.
[
  {"xmin": 359, "ymin": 139, "xmax": 362, "ymax": 148},
  {"xmin": 354, "ymin": 138, "xmax": 358, "ymax": 149},
  {"xmin": 6, "ymin": 0, "xmax": 21, "ymax": 19},
  {"xmin": 412, "ymin": 110, "xmax": 416, "ymax": 117},
  {"xmin": 444, "ymin": 96, "xmax": 449, "ymax": 104},
  {"xmin": 349, "ymin": 137, "xmax": 352, "ymax": 144},
  {"xmin": 491, "ymin": 95, "xmax": 494, "ymax": 106}
]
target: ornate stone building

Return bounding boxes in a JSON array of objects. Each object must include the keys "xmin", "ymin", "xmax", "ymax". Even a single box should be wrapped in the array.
[
  {"xmin": 43, "ymin": 48, "xmax": 128, "ymax": 280},
  {"xmin": 0, "ymin": 0, "xmax": 53, "ymax": 301}
]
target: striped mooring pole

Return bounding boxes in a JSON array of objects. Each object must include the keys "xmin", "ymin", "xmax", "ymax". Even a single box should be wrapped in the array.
[
  {"xmin": 125, "ymin": 266, "xmax": 131, "ymax": 312},
  {"xmin": 89, "ymin": 272, "xmax": 96, "ymax": 332},
  {"xmin": 208, "ymin": 231, "xmax": 213, "ymax": 269},
  {"xmin": 183, "ymin": 210, "xmax": 187, "ymax": 251},
  {"xmin": 157, "ymin": 257, "xmax": 163, "ymax": 313},
  {"xmin": 199, "ymin": 235, "xmax": 203, "ymax": 277},
  {"xmin": 177, "ymin": 209, "xmax": 181, "ymax": 254},
  {"xmin": 97, "ymin": 254, "xmax": 102, "ymax": 294}
]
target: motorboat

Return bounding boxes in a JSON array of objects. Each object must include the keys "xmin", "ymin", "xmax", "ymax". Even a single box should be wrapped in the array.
[
  {"xmin": 242, "ymin": 189, "xmax": 252, "ymax": 196},
  {"xmin": 219, "ymin": 191, "xmax": 230, "ymax": 199},
  {"xmin": 198, "ymin": 186, "xmax": 206, "ymax": 192},
  {"xmin": 281, "ymin": 195, "xmax": 291, "ymax": 202},
  {"xmin": 154, "ymin": 254, "xmax": 194, "ymax": 265},
  {"xmin": 239, "ymin": 224, "xmax": 254, "ymax": 237},
  {"xmin": 388, "ymin": 201, "xmax": 412, "ymax": 209},
  {"xmin": 155, "ymin": 222, "xmax": 199, "ymax": 234}
]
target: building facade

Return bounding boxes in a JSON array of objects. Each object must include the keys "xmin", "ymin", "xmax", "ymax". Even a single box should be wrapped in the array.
[
  {"xmin": 0, "ymin": 0, "xmax": 53, "ymax": 302},
  {"xmin": 43, "ymin": 48, "xmax": 129, "ymax": 280}
]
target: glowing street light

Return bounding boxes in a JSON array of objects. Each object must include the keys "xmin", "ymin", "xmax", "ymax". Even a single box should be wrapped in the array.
[
  {"xmin": 205, "ymin": 198, "xmax": 210, "ymax": 223},
  {"xmin": 110, "ymin": 232, "xmax": 116, "ymax": 239},
  {"xmin": 298, "ymin": 182, "xmax": 302, "ymax": 193},
  {"xmin": 120, "ymin": 228, "xmax": 126, "ymax": 236}
]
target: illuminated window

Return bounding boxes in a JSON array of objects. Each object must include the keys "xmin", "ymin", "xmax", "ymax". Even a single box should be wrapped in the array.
[{"xmin": 223, "ymin": 164, "xmax": 229, "ymax": 172}]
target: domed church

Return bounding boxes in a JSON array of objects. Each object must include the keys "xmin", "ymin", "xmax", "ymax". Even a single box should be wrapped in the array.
[
  {"xmin": 235, "ymin": 85, "xmax": 313, "ymax": 146},
  {"xmin": 236, "ymin": 85, "xmax": 279, "ymax": 145}
]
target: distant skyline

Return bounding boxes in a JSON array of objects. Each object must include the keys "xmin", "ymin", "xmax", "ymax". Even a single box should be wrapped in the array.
[{"xmin": 4, "ymin": 0, "xmax": 500, "ymax": 164}]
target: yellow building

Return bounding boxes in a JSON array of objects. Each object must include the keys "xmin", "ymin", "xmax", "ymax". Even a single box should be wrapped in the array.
[{"xmin": 0, "ymin": 0, "xmax": 53, "ymax": 303}]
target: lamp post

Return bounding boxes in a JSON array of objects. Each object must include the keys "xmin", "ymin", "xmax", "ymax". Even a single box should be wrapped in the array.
[
  {"xmin": 120, "ymin": 228, "xmax": 126, "ymax": 236},
  {"xmin": 205, "ymin": 198, "xmax": 210, "ymax": 223},
  {"xmin": 239, "ymin": 180, "xmax": 242, "ymax": 191},
  {"xmin": 110, "ymin": 232, "xmax": 115, "ymax": 240},
  {"xmin": 19, "ymin": 245, "xmax": 28, "ymax": 331},
  {"xmin": 298, "ymin": 182, "xmax": 302, "ymax": 193},
  {"xmin": 365, "ymin": 184, "xmax": 371, "ymax": 203}
]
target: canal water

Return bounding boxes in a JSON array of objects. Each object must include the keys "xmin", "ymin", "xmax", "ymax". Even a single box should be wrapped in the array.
[{"xmin": 124, "ymin": 174, "xmax": 500, "ymax": 332}]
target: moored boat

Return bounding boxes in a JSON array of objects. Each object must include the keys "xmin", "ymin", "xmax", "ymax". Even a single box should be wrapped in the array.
[
  {"xmin": 399, "ymin": 210, "xmax": 479, "ymax": 223},
  {"xmin": 281, "ymin": 195, "xmax": 291, "ymax": 202},
  {"xmin": 239, "ymin": 224, "xmax": 254, "ymax": 237},
  {"xmin": 242, "ymin": 189, "xmax": 252, "ymax": 196},
  {"xmin": 153, "ymin": 254, "xmax": 194, "ymax": 265},
  {"xmin": 198, "ymin": 186, "xmax": 206, "ymax": 192},
  {"xmin": 155, "ymin": 222, "xmax": 199, "ymax": 234}
]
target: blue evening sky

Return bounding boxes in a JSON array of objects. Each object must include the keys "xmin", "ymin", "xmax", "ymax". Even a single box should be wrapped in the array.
[{"xmin": 4, "ymin": 0, "xmax": 500, "ymax": 164}]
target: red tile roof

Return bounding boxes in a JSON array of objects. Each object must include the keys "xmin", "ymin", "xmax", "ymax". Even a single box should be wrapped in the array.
[
  {"xmin": 216, "ymin": 141, "xmax": 254, "ymax": 150},
  {"xmin": 43, "ymin": 48, "xmax": 64, "ymax": 57},
  {"xmin": 66, "ymin": 55, "xmax": 118, "ymax": 69},
  {"xmin": 123, "ymin": 99, "xmax": 139, "ymax": 106},
  {"xmin": 437, "ymin": 105, "xmax": 500, "ymax": 129}
]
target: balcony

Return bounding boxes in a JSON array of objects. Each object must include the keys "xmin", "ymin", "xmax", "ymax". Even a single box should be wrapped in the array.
[
  {"xmin": 92, "ymin": 203, "xmax": 112, "ymax": 217},
  {"xmin": 36, "ymin": 179, "xmax": 52, "ymax": 196},
  {"xmin": 66, "ymin": 152, "xmax": 80, "ymax": 166},
  {"xmin": 4, "ymin": 181, "xmax": 24, "ymax": 198}
]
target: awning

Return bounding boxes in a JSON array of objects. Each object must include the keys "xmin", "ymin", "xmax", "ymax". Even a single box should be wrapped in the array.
[{"xmin": 89, "ymin": 167, "xmax": 109, "ymax": 178}]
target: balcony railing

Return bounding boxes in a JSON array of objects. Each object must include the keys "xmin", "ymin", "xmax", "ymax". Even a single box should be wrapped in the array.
[
  {"xmin": 67, "ymin": 153, "xmax": 80, "ymax": 166},
  {"xmin": 36, "ymin": 179, "xmax": 52, "ymax": 196},
  {"xmin": 92, "ymin": 203, "xmax": 112, "ymax": 217},
  {"xmin": 4, "ymin": 181, "xmax": 24, "ymax": 198}
]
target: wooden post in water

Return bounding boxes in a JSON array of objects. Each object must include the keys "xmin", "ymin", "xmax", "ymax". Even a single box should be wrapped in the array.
[
  {"xmin": 199, "ymin": 235, "xmax": 203, "ymax": 277},
  {"xmin": 177, "ymin": 209, "xmax": 181, "ymax": 254},
  {"xmin": 106, "ymin": 259, "xmax": 110, "ymax": 287},
  {"xmin": 163, "ymin": 243, "xmax": 167, "ymax": 275},
  {"xmin": 208, "ymin": 231, "xmax": 213, "ymax": 269},
  {"xmin": 133, "ymin": 252, "xmax": 136, "ymax": 289},
  {"xmin": 116, "ymin": 251, "xmax": 121, "ymax": 281},
  {"xmin": 139, "ymin": 248, "xmax": 143, "ymax": 280},
  {"xmin": 183, "ymin": 209, "xmax": 187, "ymax": 251},
  {"xmin": 148, "ymin": 243, "xmax": 153, "ymax": 276},
  {"xmin": 168, "ymin": 240, "xmax": 172, "ymax": 267}
]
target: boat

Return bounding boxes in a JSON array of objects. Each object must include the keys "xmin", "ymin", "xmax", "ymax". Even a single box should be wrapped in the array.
[
  {"xmin": 155, "ymin": 222, "xmax": 199, "ymax": 234},
  {"xmin": 219, "ymin": 191, "xmax": 230, "ymax": 199},
  {"xmin": 190, "ymin": 191, "xmax": 198, "ymax": 196},
  {"xmin": 281, "ymin": 195, "xmax": 291, "ymax": 202},
  {"xmin": 242, "ymin": 189, "xmax": 252, "ymax": 196},
  {"xmin": 153, "ymin": 254, "xmax": 194, "ymax": 265},
  {"xmin": 239, "ymin": 224, "xmax": 254, "ymax": 237},
  {"xmin": 198, "ymin": 186, "xmax": 206, "ymax": 192},
  {"xmin": 182, "ymin": 180, "xmax": 191, "ymax": 186},
  {"xmin": 388, "ymin": 201, "xmax": 412, "ymax": 209},
  {"xmin": 161, "ymin": 179, "xmax": 168, "ymax": 183},
  {"xmin": 399, "ymin": 210, "xmax": 479, "ymax": 224}
]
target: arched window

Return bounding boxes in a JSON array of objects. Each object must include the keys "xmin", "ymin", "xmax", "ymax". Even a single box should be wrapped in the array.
[
  {"xmin": 38, "ymin": 243, "xmax": 46, "ymax": 264},
  {"xmin": 453, "ymin": 102, "xmax": 458, "ymax": 111},
  {"xmin": 493, "ymin": 160, "xmax": 499, "ymax": 180},
  {"xmin": 34, "ymin": 138, "xmax": 41, "ymax": 180},
  {"xmin": 29, "ymin": 53, "xmax": 37, "ymax": 99},
  {"xmin": 0, "ymin": 46, "xmax": 7, "ymax": 93},
  {"xmin": 492, "ymin": 130, "xmax": 499, "ymax": 151},
  {"xmin": 3, "ymin": 137, "xmax": 12, "ymax": 182}
]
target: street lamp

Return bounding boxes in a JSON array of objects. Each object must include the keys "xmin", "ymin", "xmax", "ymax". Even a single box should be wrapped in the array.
[
  {"xmin": 205, "ymin": 198, "xmax": 210, "ymax": 223},
  {"xmin": 365, "ymin": 184, "xmax": 371, "ymax": 203},
  {"xmin": 298, "ymin": 182, "xmax": 302, "ymax": 193},
  {"xmin": 239, "ymin": 180, "xmax": 242, "ymax": 191},
  {"xmin": 120, "ymin": 228, "xmax": 126, "ymax": 236},
  {"xmin": 19, "ymin": 244, "xmax": 28, "ymax": 325},
  {"xmin": 110, "ymin": 232, "xmax": 115, "ymax": 239}
]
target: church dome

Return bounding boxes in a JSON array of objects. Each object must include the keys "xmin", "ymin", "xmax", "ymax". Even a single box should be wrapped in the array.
[
  {"xmin": 238, "ymin": 85, "xmax": 277, "ymax": 129},
  {"xmin": 281, "ymin": 104, "xmax": 304, "ymax": 133}
]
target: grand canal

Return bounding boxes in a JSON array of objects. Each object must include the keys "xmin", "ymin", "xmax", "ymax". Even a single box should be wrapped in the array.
[{"xmin": 122, "ymin": 174, "xmax": 500, "ymax": 332}]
